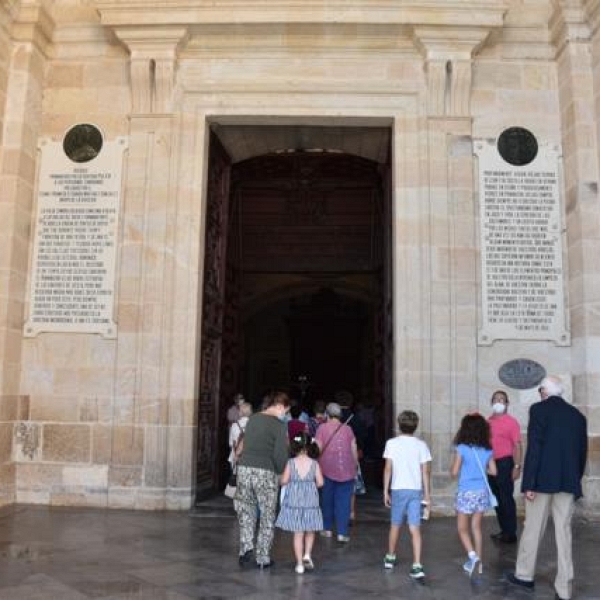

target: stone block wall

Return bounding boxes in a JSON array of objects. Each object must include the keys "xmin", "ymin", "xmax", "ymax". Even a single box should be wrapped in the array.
[{"xmin": 0, "ymin": 0, "xmax": 598, "ymax": 512}]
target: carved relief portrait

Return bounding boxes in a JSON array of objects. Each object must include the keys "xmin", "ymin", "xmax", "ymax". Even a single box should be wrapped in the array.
[{"xmin": 63, "ymin": 124, "xmax": 103, "ymax": 163}]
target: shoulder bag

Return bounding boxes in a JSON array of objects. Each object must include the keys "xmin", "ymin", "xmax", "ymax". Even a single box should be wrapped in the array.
[{"xmin": 471, "ymin": 447, "xmax": 498, "ymax": 508}]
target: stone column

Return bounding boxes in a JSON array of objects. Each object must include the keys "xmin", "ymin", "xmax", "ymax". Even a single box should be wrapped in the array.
[
  {"xmin": 410, "ymin": 26, "xmax": 496, "ymax": 496},
  {"xmin": 98, "ymin": 25, "xmax": 192, "ymax": 508},
  {"xmin": 553, "ymin": 0, "xmax": 600, "ymax": 504},
  {"xmin": 0, "ymin": 1, "xmax": 17, "ymax": 144},
  {"xmin": 0, "ymin": 0, "xmax": 53, "ymax": 506}
]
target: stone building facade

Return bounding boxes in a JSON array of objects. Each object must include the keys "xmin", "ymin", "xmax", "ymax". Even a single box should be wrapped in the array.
[{"xmin": 0, "ymin": 0, "xmax": 599, "ymax": 511}]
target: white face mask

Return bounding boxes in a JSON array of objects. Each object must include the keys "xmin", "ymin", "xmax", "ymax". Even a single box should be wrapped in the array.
[{"xmin": 492, "ymin": 402, "xmax": 506, "ymax": 414}]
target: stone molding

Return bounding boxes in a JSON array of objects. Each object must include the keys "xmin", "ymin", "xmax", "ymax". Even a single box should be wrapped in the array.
[
  {"xmin": 97, "ymin": 0, "xmax": 507, "ymax": 28},
  {"xmin": 112, "ymin": 26, "xmax": 188, "ymax": 114},
  {"xmin": 10, "ymin": 1, "xmax": 54, "ymax": 57},
  {"xmin": 98, "ymin": 3, "xmax": 507, "ymax": 119},
  {"xmin": 550, "ymin": 1, "xmax": 592, "ymax": 55},
  {"xmin": 413, "ymin": 26, "xmax": 494, "ymax": 117}
]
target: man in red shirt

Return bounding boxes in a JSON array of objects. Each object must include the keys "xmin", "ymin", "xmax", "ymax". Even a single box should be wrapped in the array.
[{"xmin": 488, "ymin": 390, "xmax": 522, "ymax": 543}]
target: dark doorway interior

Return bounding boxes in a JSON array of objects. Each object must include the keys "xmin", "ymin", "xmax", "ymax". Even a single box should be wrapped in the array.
[
  {"xmin": 196, "ymin": 126, "xmax": 392, "ymax": 501},
  {"xmin": 245, "ymin": 288, "xmax": 373, "ymax": 404}
]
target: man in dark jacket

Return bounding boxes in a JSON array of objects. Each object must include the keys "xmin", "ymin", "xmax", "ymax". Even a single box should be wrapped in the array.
[{"xmin": 507, "ymin": 376, "xmax": 588, "ymax": 600}]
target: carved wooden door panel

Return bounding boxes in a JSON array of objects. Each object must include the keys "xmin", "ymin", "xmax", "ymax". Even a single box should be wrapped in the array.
[
  {"xmin": 374, "ymin": 163, "xmax": 393, "ymax": 446},
  {"xmin": 196, "ymin": 133, "xmax": 231, "ymax": 499},
  {"xmin": 217, "ymin": 189, "xmax": 243, "ymax": 485}
]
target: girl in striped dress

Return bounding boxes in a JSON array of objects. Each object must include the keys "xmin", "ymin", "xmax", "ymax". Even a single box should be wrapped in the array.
[{"xmin": 275, "ymin": 432, "xmax": 324, "ymax": 574}]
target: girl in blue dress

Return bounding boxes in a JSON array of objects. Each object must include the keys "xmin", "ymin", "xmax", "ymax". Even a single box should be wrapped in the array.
[
  {"xmin": 451, "ymin": 413, "xmax": 498, "ymax": 576},
  {"xmin": 276, "ymin": 432, "xmax": 324, "ymax": 574}
]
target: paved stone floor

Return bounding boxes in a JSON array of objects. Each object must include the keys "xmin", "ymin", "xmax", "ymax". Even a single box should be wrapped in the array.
[{"xmin": 0, "ymin": 495, "xmax": 598, "ymax": 599}]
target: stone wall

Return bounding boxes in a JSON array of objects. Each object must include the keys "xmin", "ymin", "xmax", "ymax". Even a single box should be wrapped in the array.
[
  {"xmin": 0, "ymin": 0, "xmax": 598, "ymax": 511},
  {"xmin": 0, "ymin": 0, "xmax": 52, "ymax": 507}
]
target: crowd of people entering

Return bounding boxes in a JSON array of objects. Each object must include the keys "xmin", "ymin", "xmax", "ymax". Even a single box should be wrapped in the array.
[{"xmin": 225, "ymin": 375, "xmax": 588, "ymax": 600}]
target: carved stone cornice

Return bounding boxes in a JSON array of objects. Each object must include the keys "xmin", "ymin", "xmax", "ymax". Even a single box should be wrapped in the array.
[
  {"xmin": 112, "ymin": 26, "xmax": 189, "ymax": 114},
  {"xmin": 550, "ymin": 1, "xmax": 591, "ymax": 55},
  {"xmin": 413, "ymin": 26, "xmax": 495, "ymax": 118},
  {"xmin": 97, "ymin": 0, "xmax": 507, "ymax": 28},
  {"xmin": 97, "ymin": 1, "xmax": 508, "ymax": 118},
  {"xmin": 11, "ymin": 1, "xmax": 55, "ymax": 56}
]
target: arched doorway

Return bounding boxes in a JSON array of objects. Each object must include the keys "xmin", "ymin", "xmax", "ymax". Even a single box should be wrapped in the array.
[{"xmin": 196, "ymin": 125, "xmax": 393, "ymax": 500}]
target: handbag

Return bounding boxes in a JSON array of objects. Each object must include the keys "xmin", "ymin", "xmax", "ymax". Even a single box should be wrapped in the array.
[
  {"xmin": 471, "ymin": 447, "xmax": 499, "ymax": 508},
  {"xmin": 354, "ymin": 464, "xmax": 366, "ymax": 495},
  {"xmin": 224, "ymin": 468, "xmax": 237, "ymax": 499}
]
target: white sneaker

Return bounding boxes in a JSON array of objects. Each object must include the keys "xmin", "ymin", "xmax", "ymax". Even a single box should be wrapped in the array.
[
  {"xmin": 337, "ymin": 534, "xmax": 350, "ymax": 543},
  {"xmin": 295, "ymin": 564, "xmax": 305, "ymax": 574},
  {"xmin": 303, "ymin": 555, "xmax": 314, "ymax": 570}
]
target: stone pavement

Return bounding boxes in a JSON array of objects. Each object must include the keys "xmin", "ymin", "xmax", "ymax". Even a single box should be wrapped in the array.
[{"xmin": 0, "ymin": 495, "xmax": 598, "ymax": 599}]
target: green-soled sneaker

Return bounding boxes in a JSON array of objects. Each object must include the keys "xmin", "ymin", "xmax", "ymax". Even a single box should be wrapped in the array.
[
  {"xmin": 410, "ymin": 563, "xmax": 426, "ymax": 579},
  {"xmin": 383, "ymin": 554, "xmax": 398, "ymax": 569}
]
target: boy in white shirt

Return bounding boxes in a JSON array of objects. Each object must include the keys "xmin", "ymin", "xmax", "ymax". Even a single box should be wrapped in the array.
[{"xmin": 383, "ymin": 410, "xmax": 432, "ymax": 578}]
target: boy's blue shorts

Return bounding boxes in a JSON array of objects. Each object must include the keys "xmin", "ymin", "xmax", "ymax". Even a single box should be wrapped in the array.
[{"xmin": 390, "ymin": 489, "xmax": 422, "ymax": 527}]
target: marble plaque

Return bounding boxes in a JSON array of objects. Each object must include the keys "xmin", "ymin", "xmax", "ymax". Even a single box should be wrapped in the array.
[
  {"xmin": 24, "ymin": 127, "xmax": 128, "ymax": 338},
  {"xmin": 498, "ymin": 358, "xmax": 546, "ymax": 390},
  {"xmin": 475, "ymin": 137, "xmax": 569, "ymax": 346}
]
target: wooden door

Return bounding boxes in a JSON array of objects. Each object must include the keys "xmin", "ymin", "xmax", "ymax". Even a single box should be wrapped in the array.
[{"xmin": 196, "ymin": 133, "xmax": 232, "ymax": 500}]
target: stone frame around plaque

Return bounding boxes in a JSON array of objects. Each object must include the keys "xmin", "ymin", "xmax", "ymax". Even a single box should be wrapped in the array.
[
  {"xmin": 474, "ymin": 136, "xmax": 570, "ymax": 346},
  {"xmin": 24, "ymin": 127, "xmax": 128, "ymax": 339}
]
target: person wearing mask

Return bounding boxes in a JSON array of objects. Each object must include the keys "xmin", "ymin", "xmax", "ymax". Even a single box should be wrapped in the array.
[{"xmin": 488, "ymin": 390, "xmax": 522, "ymax": 543}]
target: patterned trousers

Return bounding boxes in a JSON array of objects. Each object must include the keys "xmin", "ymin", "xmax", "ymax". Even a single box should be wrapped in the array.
[{"xmin": 234, "ymin": 466, "xmax": 279, "ymax": 564}]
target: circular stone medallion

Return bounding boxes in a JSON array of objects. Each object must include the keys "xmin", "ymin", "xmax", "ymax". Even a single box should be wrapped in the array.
[
  {"xmin": 497, "ymin": 127, "xmax": 538, "ymax": 166},
  {"xmin": 63, "ymin": 123, "xmax": 103, "ymax": 163}
]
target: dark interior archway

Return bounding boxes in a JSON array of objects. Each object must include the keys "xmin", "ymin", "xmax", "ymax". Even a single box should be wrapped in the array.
[{"xmin": 196, "ymin": 126, "xmax": 392, "ymax": 500}]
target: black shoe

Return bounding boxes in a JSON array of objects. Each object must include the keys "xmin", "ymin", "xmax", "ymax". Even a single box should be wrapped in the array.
[
  {"xmin": 257, "ymin": 560, "xmax": 274, "ymax": 569},
  {"xmin": 499, "ymin": 533, "xmax": 517, "ymax": 544},
  {"xmin": 490, "ymin": 531, "xmax": 503, "ymax": 540},
  {"xmin": 506, "ymin": 571, "xmax": 535, "ymax": 590},
  {"xmin": 238, "ymin": 550, "xmax": 253, "ymax": 567}
]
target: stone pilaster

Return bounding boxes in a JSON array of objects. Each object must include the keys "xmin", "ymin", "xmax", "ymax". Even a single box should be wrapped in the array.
[
  {"xmin": 411, "ymin": 24, "xmax": 501, "ymax": 495},
  {"xmin": 559, "ymin": 0, "xmax": 600, "ymax": 505},
  {"xmin": 0, "ymin": 1, "xmax": 19, "ymax": 147},
  {"xmin": 93, "ymin": 23, "xmax": 193, "ymax": 508},
  {"xmin": 0, "ymin": 0, "xmax": 53, "ymax": 506},
  {"xmin": 551, "ymin": 1, "xmax": 600, "ymax": 431}
]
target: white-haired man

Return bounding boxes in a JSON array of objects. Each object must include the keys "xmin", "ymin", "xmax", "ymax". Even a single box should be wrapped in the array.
[{"xmin": 507, "ymin": 375, "xmax": 588, "ymax": 600}]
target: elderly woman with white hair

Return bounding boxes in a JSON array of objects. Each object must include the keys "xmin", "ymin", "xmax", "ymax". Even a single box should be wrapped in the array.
[
  {"xmin": 228, "ymin": 402, "xmax": 253, "ymax": 468},
  {"xmin": 314, "ymin": 402, "xmax": 358, "ymax": 542}
]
